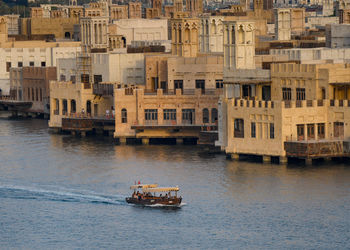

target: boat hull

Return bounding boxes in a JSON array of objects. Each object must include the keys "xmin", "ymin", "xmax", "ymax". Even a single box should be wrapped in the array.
[{"xmin": 126, "ymin": 197, "xmax": 182, "ymax": 206}]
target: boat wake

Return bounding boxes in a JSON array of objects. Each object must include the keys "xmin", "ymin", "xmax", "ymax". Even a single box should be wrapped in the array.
[{"xmin": 0, "ymin": 184, "xmax": 125, "ymax": 206}]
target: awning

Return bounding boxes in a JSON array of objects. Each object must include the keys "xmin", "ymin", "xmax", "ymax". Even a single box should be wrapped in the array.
[
  {"xmin": 130, "ymin": 184, "xmax": 158, "ymax": 189},
  {"xmin": 142, "ymin": 187, "xmax": 180, "ymax": 192}
]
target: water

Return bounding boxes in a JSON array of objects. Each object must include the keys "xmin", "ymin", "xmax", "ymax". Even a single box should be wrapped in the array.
[{"xmin": 0, "ymin": 117, "xmax": 349, "ymax": 249}]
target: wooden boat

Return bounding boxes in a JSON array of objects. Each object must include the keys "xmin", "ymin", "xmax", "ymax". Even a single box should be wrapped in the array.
[{"xmin": 126, "ymin": 184, "xmax": 182, "ymax": 206}]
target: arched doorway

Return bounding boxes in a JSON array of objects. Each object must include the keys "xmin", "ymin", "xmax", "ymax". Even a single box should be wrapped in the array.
[
  {"xmin": 122, "ymin": 37, "xmax": 126, "ymax": 48},
  {"xmin": 65, "ymin": 32, "xmax": 71, "ymax": 39}
]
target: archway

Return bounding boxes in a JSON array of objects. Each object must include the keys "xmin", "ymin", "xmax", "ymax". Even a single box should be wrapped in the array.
[{"xmin": 64, "ymin": 32, "xmax": 71, "ymax": 39}]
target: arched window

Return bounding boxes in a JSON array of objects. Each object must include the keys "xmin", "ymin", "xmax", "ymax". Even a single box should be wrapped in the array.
[
  {"xmin": 202, "ymin": 108, "xmax": 209, "ymax": 123},
  {"xmin": 71, "ymin": 99, "xmax": 76, "ymax": 113},
  {"xmin": 121, "ymin": 108, "xmax": 127, "ymax": 123},
  {"xmin": 211, "ymin": 108, "xmax": 218, "ymax": 123}
]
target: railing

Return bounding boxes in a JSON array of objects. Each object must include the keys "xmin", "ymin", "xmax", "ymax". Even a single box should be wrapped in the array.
[{"xmin": 144, "ymin": 120, "xmax": 158, "ymax": 125}]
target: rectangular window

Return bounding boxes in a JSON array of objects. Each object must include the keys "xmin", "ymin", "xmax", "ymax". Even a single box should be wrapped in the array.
[
  {"xmin": 6, "ymin": 62, "xmax": 11, "ymax": 72},
  {"xmin": 334, "ymin": 122, "xmax": 344, "ymax": 139},
  {"xmin": 70, "ymin": 75, "xmax": 76, "ymax": 84},
  {"xmin": 40, "ymin": 88, "xmax": 42, "ymax": 102},
  {"xmin": 27, "ymin": 88, "xmax": 30, "ymax": 100},
  {"xmin": 182, "ymin": 109, "xmax": 195, "ymax": 125},
  {"xmin": 60, "ymin": 75, "xmax": 66, "ymax": 81},
  {"xmin": 251, "ymin": 122, "xmax": 256, "ymax": 138},
  {"xmin": 270, "ymin": 123, "xmax": 274, "ymax": 139},
  {"xmin": 31, "ymin": 88, "xmax": 34, "ymax": 101},
  {"xmin": 94, "ymin": 75, "xmax": 102, "ymax": 84},
  {"xmin": 163, "ymin": 109, "xmax": 176, "ymax": 122},
  {"xmin": 81, "ymin": 74, "xmax": 89, "ymax": 84},
  {"xmin": 234, "ymin": 119, "xmax": 244, "ymax": 138},
  {"xmin": 18, "ymin": 62, "xmax": 23, "ymax": 67},
  {"xmin": 216, "ymin": 79, "xmax": 223, "ymax": 89},
  {"xmin": 296, "ymin": 88, "xmax": 306, "ymax": 100},
  {"xmin": 282, "ymin": 87, "xmax": 291, "ymax": 100},
  {"xmin": 174, "ymin": 80, "xmax": 183, "ymax": 90},
  {"xmin": 297, "ymin": 124, "xmax": 304, "ymax": 141},
  {"xmin": 317, "ymin": 123, "xmax": 325, "ymax": 139},
  {"xmin": 307, "ymin": 124, "xmax": 315, "ymax": 140},
  {"xmin": 41, "ymin": 61, "xmax": 46, "ymax": 67},
  {"xmin": 29, "ymin": 61, "xmax": 34, "ymax": 67},
  {"xmin": 195, "ymin": 80, "xmax": 205, "ymax": 89},
  {"xmin": 145, "ymin": 109, "xmax": 158, "ymax": 125}
]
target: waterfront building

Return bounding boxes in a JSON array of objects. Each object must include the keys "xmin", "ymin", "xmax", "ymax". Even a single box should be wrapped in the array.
[
  {"xmin": 219, "ymin": 19, "xmax": 350, "ymax": 163},
  {"xmin": 22, "ymin": 67, "xmax": 57, "ymax": 115},
  {"xmin": 0, "ymin": 16, "xmax": 81, "ymax": 94},
  {"xmin": 113, "ymin": 53, "xmax": 223, "ymax": 143}
]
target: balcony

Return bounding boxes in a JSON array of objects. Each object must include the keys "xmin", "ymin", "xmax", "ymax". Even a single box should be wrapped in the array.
[{"xmin": 93, "ymin": 83, "xmax": 114, "ymax": 96}]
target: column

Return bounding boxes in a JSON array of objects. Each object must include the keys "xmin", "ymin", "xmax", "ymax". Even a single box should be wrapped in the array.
[
  {"xmin": 67, "ymin": 99, "xmax": 71, "ymax": 115},
  {"xmin": 59, "ymin": 99, "xmax": 63, "ymax": 115}
]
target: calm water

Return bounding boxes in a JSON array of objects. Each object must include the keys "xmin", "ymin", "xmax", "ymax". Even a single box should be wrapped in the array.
[{"xmin": 0, "ymin": 117, "xmax": 349, "ymax": 249}]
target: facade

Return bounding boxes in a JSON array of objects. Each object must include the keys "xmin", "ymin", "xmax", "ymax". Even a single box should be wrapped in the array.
[
  {"xmin": 326, "ymin": 24, "xmax": 350, "ymax": 48},
  {"xmin": 9, "ymin": 68, "xmax": 23, "ymax": 100},
  {"xmin": 221, "ymin": 63, "xmax": 350, "ymax": 162},
  {"xmin": 113, "ymin": 19, "xmax": 168, "ymax": 46},
  {"xmin": 114, "ymin": 87, "xmax": 221, "ymax": 143},
  {"xmin": 57, "ymin": 52, "xmax": 145, "ymax": 86},
  {"xmin": 114, "ymin": 54, "xmax": 224, "ymax": 142},
  {"xmin": 49, "ymin": 80, "xmax": 114, "ymax": 129},
  {"xmin": 0, "ymin": 45, "xmax": 81, "ymax": 95},
  {"xmin": 270, "ymin": 47, "xmax": 350, "ymax": 64},
  {"xmin": 22, "ymin": 67, "xmax": 57, "ymax": 114}
]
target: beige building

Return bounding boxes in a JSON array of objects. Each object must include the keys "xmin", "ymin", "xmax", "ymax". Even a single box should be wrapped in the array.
[
  {"xmin": 49, "ymin": 80, "xmax": 114, "ymax": 129},
  {"xmin": 113, "ymin": 53, "xmax": 224, "ymax": 143},
  {"xmin": 219, "ymin": 19, "xmax": 350, "ymax": 163},
  {"xmin": 22, "ymin": 67, "xmax": 57, "ymax": 114},
  {"xmin": 113, "ymin": 19, "xmax": 169, "ymax": 47},
  {"xmin": 221, "ymin": 63, "xmax": 350, "ymax": 163}
]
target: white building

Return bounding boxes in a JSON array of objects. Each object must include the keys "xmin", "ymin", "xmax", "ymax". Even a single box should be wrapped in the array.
[
  {"xmin": 57, "ymin": 52, "xmax": 145, "ymax": 86},
  {"xmin": 112, "ymin": 19, "xmax": 168, "ymax": 46},
  {"xmin": 0, "ymin": 45, "xmax": 81, "ymax": 94}
]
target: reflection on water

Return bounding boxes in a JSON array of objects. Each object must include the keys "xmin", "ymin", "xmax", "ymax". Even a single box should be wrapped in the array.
[{"xmin": 0, "ymin": 118, "xmax": 349, "ymax": 249}]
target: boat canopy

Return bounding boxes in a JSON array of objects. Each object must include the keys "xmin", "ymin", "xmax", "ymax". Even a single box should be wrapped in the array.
[
  {"xmin": 130, "ymin": 184, "xmax": 158, "ymax": 189},
  {"xmin": 142, "ymin": 187, "xmax": 180, "ymax": 193}
]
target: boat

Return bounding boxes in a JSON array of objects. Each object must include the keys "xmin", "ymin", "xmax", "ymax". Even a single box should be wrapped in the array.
[{"xmin": 126, "ymin": 183, "xmax": 182, "ymax": 206}]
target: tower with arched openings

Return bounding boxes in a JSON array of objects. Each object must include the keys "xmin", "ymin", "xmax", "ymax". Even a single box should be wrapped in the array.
[
  {"xmin": 274, "ymin": 8, "xmax": 291, "ymax": 41},
  {"xmin": 0, "ymin": 16, "xmax": 8, "ymax": 44},
  {"xmin": 223, "ymin": 20, "xmax": 255, "ymax": 70},
  {"xmin": 171, "ymin": 16, "xmax": 199, "ymax": 57}
]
